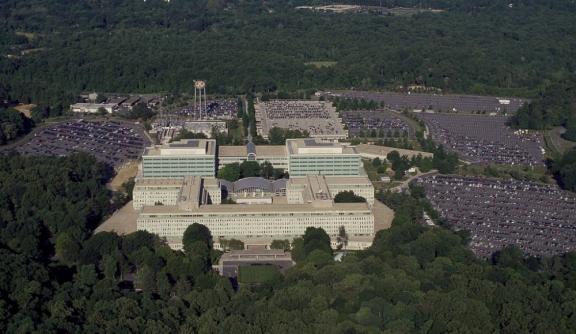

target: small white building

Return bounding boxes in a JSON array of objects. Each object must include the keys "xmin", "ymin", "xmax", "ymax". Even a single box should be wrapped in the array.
[{"xmin": 70, "ymin": 103, "xmax": 117, "ymax": 114}]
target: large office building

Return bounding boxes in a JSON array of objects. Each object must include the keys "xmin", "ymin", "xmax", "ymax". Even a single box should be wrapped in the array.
[
  {"xmin": 141, "ymin": 139, "xmax": 217, "ymax": 178},
  {"xmin": 136, "ymin": 176, "xmax": 374, "ymax": 251},
  {"xmin": 134, "ymin": 137, "xmax": 382, "ymax": 250},
  {"xmin": 286, "ymin": 138, "xmax": 362, "ymax": 177}
]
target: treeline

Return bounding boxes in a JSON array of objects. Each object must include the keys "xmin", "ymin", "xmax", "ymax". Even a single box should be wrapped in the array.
[
  {"xmin": 0, "ymin": 153, "xmax": 112, "ymax": 260},
  {"xmin": 552, "ymin": 149, "xmax": 576, "ymax": 192},
  {"xmin": 2, "ymin": 1, "xmax": 576, "ymax": 107},
  {"xmin": 0, "ymin": 108, "xmax": 34, "ymax": 144},
  {"xmin": 510, "ymin": 76, "xmax": 576, "ymax": 141}
]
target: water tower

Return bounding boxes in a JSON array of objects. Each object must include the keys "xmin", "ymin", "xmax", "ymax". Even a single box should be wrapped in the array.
[
  {"xmin": 193, "ymin": 80, "xmax": 207, "ymax": 119},
  {"xmin": 88, "ymin": 92, "xmax": 98, "ymax": 103}
]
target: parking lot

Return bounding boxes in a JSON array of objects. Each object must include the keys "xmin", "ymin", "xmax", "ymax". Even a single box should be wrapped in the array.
[
  {"xmin": 417, "ymin": 113, "xmax": 544, "ymax": 165},
  {"xmin": 415, "ymin": 175, "xmax": 576, "ymax": 257},
  {"xmin": 257, "ymin": 100, "xmax": 347, "ymax": 140},
  {"xmin": 177, "ymin": 98, "xmax": 238, "ymax": 120},
  {"xmin": 323, "ymin": 90, "xmax": 528, "ymax": 113},
  {"xmin": 341, "ymin": 110, "xmax": 414, "ymax": 137},
  {"xmin": 16, "ymin": 120, "xmax": 150, "ymax": 168}
]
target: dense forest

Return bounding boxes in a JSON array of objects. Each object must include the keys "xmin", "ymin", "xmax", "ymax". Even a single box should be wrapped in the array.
[
  {"xmin": 1, "ymin": 0, "xmax": 576, "ymax": 107},
  {"xmin": 510, "ymin": 76, "xmax": 576, "ymax": 140},
  {"xmin": 0, "ymin": 108, "xmax": 34, "ymax": 144},
  {"xmin": 2, "ymin": 153, "xmax": 576, "ymax": 332}
]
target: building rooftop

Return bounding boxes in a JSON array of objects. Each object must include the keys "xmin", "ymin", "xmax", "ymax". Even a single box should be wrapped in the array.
[
  {"xmin": 144, "ymin": 139, "xmax": 217, "ymax": 156},
  {"xmin": 354, "ymin": 143, "xmax": 433, "ymax": 159},
  {"xmin": 288, "ymin": 175, "xmax": 372, "ymax": 186},
  {"xmin": 286, "ymin": 138, "xmax": 357, "ymax": 155},
  {"xmin": 219, "ymin": 144, "xmax": 286, "ymax": 158}
]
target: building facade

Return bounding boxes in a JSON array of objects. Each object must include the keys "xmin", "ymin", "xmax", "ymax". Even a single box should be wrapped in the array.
[
  {"xmin": 138, "ymin": 202, "xmax": 374, "ymax": 250},
  {"xmin": 141, "ymin": 139, "xmax": 217, "ymax": 178},
  {"xmin": 286, "ymin": 139, "xmax": 361, "ymax": 176}
]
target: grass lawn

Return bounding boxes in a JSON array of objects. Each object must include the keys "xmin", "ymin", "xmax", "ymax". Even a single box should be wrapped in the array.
[
  {"xmin": 238, "ymin": 265, "xmax": 280, "ymax": 284},
  {"xmin": 544, "ymin": 127, "xmax": 576, "ymax": 156},
  {"xmin": 304, "ymin": 61, "xmax": 337, "ymax": 68}
]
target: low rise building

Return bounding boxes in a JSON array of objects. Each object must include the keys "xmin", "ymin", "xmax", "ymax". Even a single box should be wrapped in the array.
[
  {"xmin": 218, "ymin": 142, "xmax": 287, "ymax": 170},
  {"xmin": 70, "ymin": 103, "xmax": 117, "ymax": 114},
  {"xmin": 184, "ymin": 121, "xmax": 227, "ymax": 137},
  {"xmin": 215, "ymin": 249, "xmax": 294, "ymax": 277}
]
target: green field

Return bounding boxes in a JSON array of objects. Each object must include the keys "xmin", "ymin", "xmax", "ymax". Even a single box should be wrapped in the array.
[
  {"xmin": 304, "ymin": 61, "xmax": 338, "ymax": 68},
  {"xmin": 238, "ymin": 265, "xmax": 280, "ymax": 284}
]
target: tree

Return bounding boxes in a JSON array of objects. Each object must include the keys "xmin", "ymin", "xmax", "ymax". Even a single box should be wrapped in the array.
[
  {"xmin": 552, "ymin": 149, "xmax": 576, "ymax": 192},
  {"xmin": 183, "ymin": 224, "xmax": 213, "ymax": 253},
  {"xmin": 270, "ymin": 239, "xmax": 291, "ymax": 250},
  {"xmin": 219, "ymin": 238, "xmax": 245, "ymax": 251},
  {"xmin": 336, "ymin": 226, "xmax": 348, "ymax": 250},
  {"xmin": 174, "ymin": 129, "xmax": 208, "ymax": 141},
  {"xmin": 218, "ymin": 163, "xmax": 241, "ymax": 182},
  {"xmin": 239, "ymin": 161, "xmax": 261, "ymax": 178},
  {"xmin": 302, "ymin": 227, "xmax": 332, "ymax": 257},
  {"xmin": 261, "ymin": 161, "xmax": 275, "ymax": 179},
  {"xmin": 55, "ymin": 232, "xmax": 80, "ymax": 264},
  {"xmin": 334, "ymin": 191, "xmax": 366, "ymax": 203}
]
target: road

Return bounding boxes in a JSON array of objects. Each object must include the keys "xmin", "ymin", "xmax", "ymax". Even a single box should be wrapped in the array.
[{"xmin": 389, "ymin": 170, "xmax": 438, "ymax": 192}]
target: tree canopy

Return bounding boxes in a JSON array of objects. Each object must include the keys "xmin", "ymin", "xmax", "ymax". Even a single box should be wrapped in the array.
[
  {"xmin": 334, "ymin": 191, "xmax": 367, "ymax": 203},
  {"xmin": 1, "ymin": 154, "xmax": 576, "ymax": 332}
]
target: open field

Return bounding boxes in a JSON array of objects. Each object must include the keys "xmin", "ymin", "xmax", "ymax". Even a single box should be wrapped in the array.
[
  {"xmin": 544, "ymin": 127, "xmax": 576, "ymax": 155},
  {"xmin": 238, "ymin": 265, "xmax": 280, "ymax": 284},
  {"xmin": 13, "ymin": 104, "xmax": 35, "ymax": 118},
  {"xmin": 108, "ymin": 160, "xmax": 139, "ymax": 191},
  {"xmin": 304, "ymin": 61, "xmax": 337, "ymax": 68}
]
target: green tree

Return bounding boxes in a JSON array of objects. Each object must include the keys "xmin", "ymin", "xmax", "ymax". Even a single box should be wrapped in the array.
[
  {"xmin": 217, "ymin": 163, "xmax": 241, "ymax": 182},
  {"xmin": 334, "ymin": 191, "xmax": 366, "ymax": 203},
  {"xmin": 336, "ymin": 226, "xmax": 348, "ymax": 250},
  {"xmin": 270, "ymin": 239, "xmax": 291, "ymax": 250},
  {"xmin": 239, "ymin": 161, "xmax": 261, "ymax": 178},
  {"xmin": 183, "ymin": 223, "xmax": 213, "ymax": 253}
]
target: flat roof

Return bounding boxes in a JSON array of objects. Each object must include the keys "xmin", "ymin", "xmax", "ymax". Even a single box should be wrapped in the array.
[
  {"xmin": 219, "ymin": 145, "xmax": 287, "ymax": 158},
  {"xmin": 256, "ymin": 145, "xmax": 287, "ymax": 156},
  {"xmin": 354, "ymin": 143, "xmax": 432, "ymax": 158},
  {"xmin": 289, "ymin": 175, "xmax": 372, "ymax": 186},
  {"xmin": 144, "ymin": 139, "xmax": 217, "ymax": 156},
  {"xmin": 286, "ymin": 138, "xmax": 357, "ymax": 155},
  {"xmin": 219, "ymin": 145, "xmax": 247, "ymax": 157}
]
